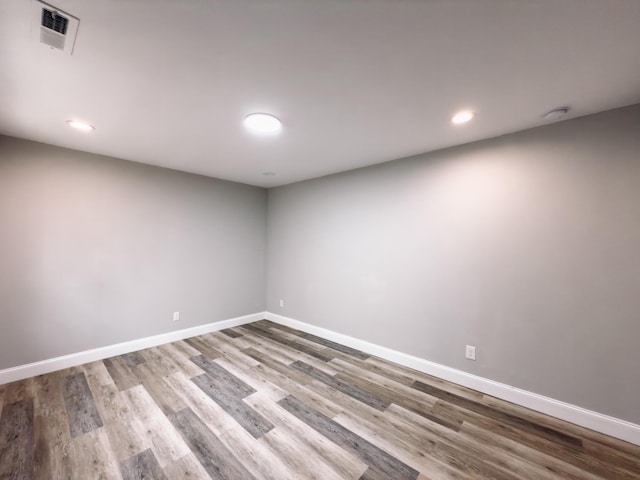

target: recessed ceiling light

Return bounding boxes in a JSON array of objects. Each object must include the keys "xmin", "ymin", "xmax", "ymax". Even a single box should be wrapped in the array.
[
  {"xmin": 542, "ymin": 107, "xmax": 569, "ymax": 122},
  {"xmin": 244, "ymin": 113, "xmax": 282, "ymax": 135},
  {"xmin": 66, "ymin": 120, "xmax": 95, "ymax": 131},
  {"xmin": 451, "ymin": 110, "xmax": 475, "ymax": 125},
  {"xmin": 262, "ymin": 172, "xmax": 276, "ymax": 177}
]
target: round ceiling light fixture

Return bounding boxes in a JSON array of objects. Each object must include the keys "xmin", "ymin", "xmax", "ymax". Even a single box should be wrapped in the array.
[
  {"xmin": 244, "ymin": 113, "xmax": 282, "ymax": 135},
  {"xmin": 451, "ymin": 110, "xmax": 475, "ymax": 125},
  {"xmin": 66, "ymin": 120, "xmax": 95, "ymax": 132},
  {"xmin": 542, "ymin": 107, "xmax": 569, "ymax": 122}
]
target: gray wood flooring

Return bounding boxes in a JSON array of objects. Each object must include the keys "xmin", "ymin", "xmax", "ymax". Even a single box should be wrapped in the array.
[{"xmin": 1, "ymin": 320, "xmax": 639, "ymax": 479}]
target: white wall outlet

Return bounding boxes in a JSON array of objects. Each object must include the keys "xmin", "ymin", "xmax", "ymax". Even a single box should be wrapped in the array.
[
  {"xmin": 279, "ymin": 299, "xmax": 284, "ymax": 308},
  {"xmin": 465, "ymin": 345, "xmax": 476, "ymax": 361},
  {"xmin": 173, "ymin": 311, "xmax": 180, "ymax": 322}
]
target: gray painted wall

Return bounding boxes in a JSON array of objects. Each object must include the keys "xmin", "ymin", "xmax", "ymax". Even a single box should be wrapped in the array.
[
  {"xmin": 267, "ymin": 104, "xmax": 640, "ymax": 424},
  {"xmin": 0, "ymin": 135, "xmax": 267, "ymax": 369}
]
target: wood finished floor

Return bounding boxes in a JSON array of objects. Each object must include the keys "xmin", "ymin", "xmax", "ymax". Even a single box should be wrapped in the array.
[{"xmin": 1, "ymin": 320, "xmax": 639, "ymax": 480}]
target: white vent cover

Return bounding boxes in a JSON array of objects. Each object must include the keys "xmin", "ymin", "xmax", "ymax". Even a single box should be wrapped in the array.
[{"xmin": 31, "ymin": 0, "xmax": 79, "ymax": 55}]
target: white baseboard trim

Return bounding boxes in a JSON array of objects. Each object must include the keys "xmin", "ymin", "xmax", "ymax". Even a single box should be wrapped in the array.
[
  {"xmin": 0, "ymin": 311, "xmax": 266, "ymax": 386},
  {"xmin": 265, "ymin": 312, "xmax": 640, "ymax": 446}
]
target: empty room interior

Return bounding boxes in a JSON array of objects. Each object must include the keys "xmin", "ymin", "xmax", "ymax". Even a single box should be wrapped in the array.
[{"xmin": 1, "ymin": 1, "xmax": 640, "ymax": 479}]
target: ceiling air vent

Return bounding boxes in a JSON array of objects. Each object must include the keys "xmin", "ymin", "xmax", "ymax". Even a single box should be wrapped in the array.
[{"xmin": 31, "ymin": 1, "xmax": 80, "ymax": 55}]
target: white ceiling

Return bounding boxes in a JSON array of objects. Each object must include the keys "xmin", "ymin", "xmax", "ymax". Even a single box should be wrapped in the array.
[{"xmin": 1, "ymin": 0, "xmax": 639, "ymax": 187}]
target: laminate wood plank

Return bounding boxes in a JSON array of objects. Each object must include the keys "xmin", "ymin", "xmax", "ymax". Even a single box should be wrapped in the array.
[
  {"xmin": 359, "ymin": 467, "xmax": 391, "ymax": 480},
  {"xmin": 63, "ymin": 372, "xmax": 104, "ymax": 438},
  {"xmin": 131, "ymin": 363, "xmax": 187, "ymax": 415},
  {"xmin": 67, "ymin": 427, "xmax": 123, "ymax": 480},
  {"xmin": 250, "ymin": 324, "xmax": 346, "ymax": 363},
  {"xmin": 412, "ymin": 380, "xmax": 583, "ymax": 448},
  {"xmin": 259, "ymin": 426, "xmax": 354, "ymax": 480},
  {"xmin": 329, "ymin": 356, "xmax": 456, "ymax": 420},
  {"xmin": 164, "ymin": 371, "xmax": 237, "ymax": 436},
  {"xmin": 311, "ymin": 376, "xmax": 440, "ymax": 448},
  {"xmin": 162, "ymin": 452, "xmax": 212, "ymax": 480},
  {"xmin": 242, "ymin": 346, "xmax": 316, "ymax": 386},
  {"xmin": 334, "ymin": 369, "xmax": 461, "ymax": 431},
  {"xmin": 239, "ymin": 327, "xmax": 341, "ymax": 375},
  {"xmin": 417, "ymin": 475, "xmax": 435, "ymax": 480},
  {"xmin": 361, "ymin": 468, "xmax": 440, "ymax": 480},
  {"xmin": 220, "ymin": 328, "xmax": 243, "ymax": 338},
  {"xmin": 457, "ymin": 420, "xmax": 606, "ymax": 480},
  {"xmin": 183, "ymin": 337, "xmax": 223, "ymax": 359},
  {"xmin": 330, "ymin": 356, "xmax": 436, "ymax": 404},
  {"xmin": 303, "ymin": 376, "xmax": 387, "ymax": 419},
  {"xmin": 246, "ymin": 392, "xmax": 368, "ymax": 479},
  {"xmin": 154, "ymin": 344, "xmax": 192, "ymax": 375},
  {"xmin": 264, "ymin": 320, "xmax": 371, "ymax": 360},
  {"xmin": 90, "ymin": 381, "xmax": 151, "ymax": 463},
  {"xmin": 244, "ymin": 338, "xmax": 401, "ymax": 421},
  {"xmin": 32, "ymin": 372, "xmax": 73, "ymax": 480},
  {"xmin": 198, "ymin": 333, "xmax": 262, "ymax": 368},
  {"xmin": 252, "ymin": 319, "xmax": 288, "ymax": 330},
  {"xmin": 291, "ymin": 360, "xmax": 390, "ymax": 411},
  {"xmin": 217, "ymin": 421, "xmax": 301, "ymax": 480},
  {"xmin": 241, "ymin": 334, "xmax": 315, "ymax": 366},
  {"xmin": 191, "ymin": 373, "xmax": 274, "ymax": 439},
  {"xmin": 103, "ymin": 357, "xmax": 142, "ymax": 391},
  {"xmin": 582, "ymin": 439, "xmax": 640, "ymax": 478},
  {"xmin": 0, "ymin": 399, "xmax": 35, "ymax": 480},
  {"xmin": 83, "ymin": 361, "xmax": 116, "ymax": 388},
  {"xmin": 2, "ymin": 378, "xmax": 34, "ymax": 404},
  {"xmin": 278, "ymin": 394, "xmax": 420, "ymax": 480},
  {"xmin": 138, "ymin": 347, "xmax": 180, "ymax": 377},
  {"xmin": 120, "ymin": 448, "xmax": 167, "ymax": 480},
  {"xmin": 190, "ymin": 355, "xmax": 256, "ymax": 399},
  {"xmin": 226, "ymin": 335, "xmax": 254, "ymax": 350},
  {"xmin": 0, "ymin": 386, "xmax": 5, "ymax": 419},
  {"xmin": 214, "ymin": 356, "xmax": 288, "ymax": 404},
  {"xmin": 337, "ymin": 407, "xmax": 534, "ymax": 480},
  {"xmin": 120, "ymin": 352, "xmax": 146, "ymax": 368},
  {"xmin": 583, "ymin": 435, "xmax": 640, "ymax": 463},
  {"xmin": 247, "ymin": 361, "xmax": 344, "ymax": 418},
  {"xmin": 240, "ymin": 323, "xmax": 336, "ymax": 362},
  {"xmin": 122, "ymin": 385, "xmax": 190, "ymax": 468},
  {"xmin": 480, "ymin": 395, "xmax": 640, "ymax": 473},
  {"xmin": 33, "ymin": 408, "xmax": 72, "ymax": 480},
  {"xmin": 303, "ymin": 380, "xmax": 481, "ymax": 480},
  {"xmin": 167, "ymin": 407, "xmax": 257, "ymax": 480},
  {"xmin": 157, "ymin": 343, "xmax": 204, "ymax": 378},
  {"xmin": 243, "ymin": 328, "xmax": 352, "ymax": 375},
  {"xmin": 410, "ymin": 457, "xmax": 479, "ymax": 480},
  {"xmin": 171, "ymin": 340, "xmax": 202, "ymax": 358},
  {"xmin": 365, "ymin": 356, "xmax": 485, "ymax": 401},
  {"xmin": 327, "ymin": 347, "xmax": 418, "ymax": 386},
  {"xmin": 432, "ymin": 400, "xmax": 636, "ymax": 480}
]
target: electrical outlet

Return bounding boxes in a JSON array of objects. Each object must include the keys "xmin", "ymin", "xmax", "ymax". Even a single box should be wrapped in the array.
[
  {"xmin": 279, "ymin": 299, "xmax": 284, "ymax": 308},
  {"xmin": 173, "ymin": 311, "xmax": 180, "ymax": 322},
  {"xmin": 465, "ymin": 345, "xmax": 476, "ymax": 361}
]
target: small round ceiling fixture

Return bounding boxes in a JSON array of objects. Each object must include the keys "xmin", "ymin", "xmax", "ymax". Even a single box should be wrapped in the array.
[
  {"xmin": 542, "ymin": 107, "xmax": 569, "ymax": 122},
  {"xmin": 66, "ymin": 120, "xmax": 95, "ymax": 132},
  {"xmin": 244, "ymin": 113, "xmax": 282, "ymax": 135},
  {"xmin": 262, "ymin": 172, "xmax": 276, "ymax": 177},
  {"xmin": 451, "ymin": 110, "xmax": 475, "ymax": 125}
]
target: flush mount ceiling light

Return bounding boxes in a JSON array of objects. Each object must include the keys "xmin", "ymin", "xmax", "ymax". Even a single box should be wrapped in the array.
[
  {"xmin": 66, "ymin": 120, "xmax": 95, "ymax": 131},
  {"xmin": 542, "ymin": 107, "xmax": 569, "ymax": 122},
  {"xmin": 451, "ymin": 110, "xmax": 475, "ymax": 125},
  {"xmin": 244, "ymin": 113, "xmax": 282, "ymax": 135}
]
